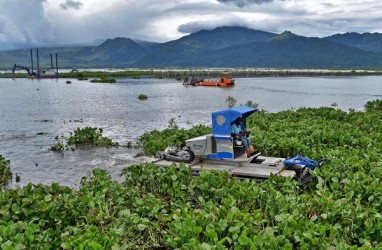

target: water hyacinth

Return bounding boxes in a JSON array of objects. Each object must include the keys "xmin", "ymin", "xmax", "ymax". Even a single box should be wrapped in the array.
[
  {"xmin": 0, "ymin": 155, "xmax": 12, "ymax": 187},
  {"xmin": 50, "ymin": 127, "xmax": 119, "ymax": 151},
  {"xmin": 67, "ymin": 127, "xmax": 118, "ymax": 147}
]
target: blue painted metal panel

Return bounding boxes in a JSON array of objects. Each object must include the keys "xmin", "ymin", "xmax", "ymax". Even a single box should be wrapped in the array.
[
  {"xmin": 214, "ymin": 135, "xmax": 231, "ymax": 141},
  {"xmin": 212, "ymin": 106, "xmax": 257, "ymax": 135},
  {"xmin": 206, "ymin": 152, "xmax": 233, "ymax": 159}
]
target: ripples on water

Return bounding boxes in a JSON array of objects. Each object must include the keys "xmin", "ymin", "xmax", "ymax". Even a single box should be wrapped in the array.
[{"xmin": 0, "ymin": 76, "xmax": 380, "ymax": 188}]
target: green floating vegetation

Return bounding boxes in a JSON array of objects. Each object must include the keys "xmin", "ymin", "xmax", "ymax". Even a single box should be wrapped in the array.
[
  {"xmin": 225, "ymin": 95, "xmax": 237, "ymax": 108},
  {"xmin": 140, "ymin": 101, "xmax": 382, "ymax": 159},
  {"xmin": 364, "ymin": 99, "xmax": 382, "ymax": 112},
  {"xmin": 138, "ymin": 125, "xmax": 210, "ymax": 156},
  {"xmin": 59, "ymin": 70, "xmax": 151, "ymax": 79},
  {"xmin": 50, "ymin": 137, "xmax": 67, "ymax": 152},
  {"xmin": 90, "ymin": 77, "xmax": 116, "ymax": 83},
  {"xmin": 67, "ymin": 127, "xmax": 118, "ymax": 147},
  {"xmin": 245, "ymin": 100, "xmax": 259, "ymax": 109},
  {"xmin": 0, "ymin": 159, "xmax": 382, "ymax": 248},
  {"xmin": 15, "ymin": 173, "xmax": 20, "ymax": 183},
  {"xmin": 138, "ymin": 94, "xmax": 148, "ymax": 100},
  {"xmin": 0, "ymin": 155, "xmax": 12, "ymax": 187},
  {"xmin": 50, "ymin": 127, "xmax": 118, "ymax": 151}
]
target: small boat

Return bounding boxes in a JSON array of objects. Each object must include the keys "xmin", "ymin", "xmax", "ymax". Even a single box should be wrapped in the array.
[{"xmin": 183, "ymin": 72, "xmax": 235, "ymax": 87}]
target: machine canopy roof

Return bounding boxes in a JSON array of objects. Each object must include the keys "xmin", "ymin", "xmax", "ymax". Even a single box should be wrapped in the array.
[{"xmin": 211, "ymin": 105, "xmax": 257, "ymax": 135}]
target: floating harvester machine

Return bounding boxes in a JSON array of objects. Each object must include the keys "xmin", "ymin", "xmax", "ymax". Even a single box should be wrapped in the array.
[
  {"xmin": 183, "ymin": 72, "xmax": 234, "ymax": 87},
  {"xmin": 12, "ymin": 49, "xmax": 58, "ymax": 79},
  {"xmin": 154, "ymin": 106, "xmax": 325, "ymax": 185}
]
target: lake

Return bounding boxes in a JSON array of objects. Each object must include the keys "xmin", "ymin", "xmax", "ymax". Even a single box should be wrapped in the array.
[{"xmin": 1, "ymin": 76, "xmax": 381, "ymax": 188}]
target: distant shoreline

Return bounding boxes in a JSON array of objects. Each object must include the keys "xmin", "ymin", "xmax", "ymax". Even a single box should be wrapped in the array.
[{"xmin": 2, "ymin": 68, "xmax": 382, "ymax": 79}]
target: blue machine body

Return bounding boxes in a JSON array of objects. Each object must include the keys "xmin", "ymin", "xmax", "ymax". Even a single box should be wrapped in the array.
[
  {"xmin": 186, "ymin": 106, "xmax": 257, "ymax": 160},
  {"xmin": 206, "ymin": 106, "xmax": 257, "ymax": 159},
  {"xmin": 211, "ymin": 105, "xmax": 257, "ymax": 135}
]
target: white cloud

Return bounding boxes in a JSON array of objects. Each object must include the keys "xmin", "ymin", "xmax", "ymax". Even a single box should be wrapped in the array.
[{"xmin": 1, "ymin": 0, "xmax": 382, "ymax": 50}]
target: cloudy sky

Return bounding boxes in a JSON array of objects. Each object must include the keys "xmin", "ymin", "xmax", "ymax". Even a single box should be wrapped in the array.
[{"xmin": 1, "ymin": 0, "xmax": 382, "ymax": 50}]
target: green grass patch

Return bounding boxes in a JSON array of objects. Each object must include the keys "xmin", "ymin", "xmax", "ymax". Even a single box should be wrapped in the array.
[{"xmin": 58, "ymin": 70, "xmax": 155, "ymax": 79}]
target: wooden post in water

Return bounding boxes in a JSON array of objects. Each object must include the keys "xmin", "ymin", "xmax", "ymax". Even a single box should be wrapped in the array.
[
  {"xmin": 30, "ymin": 49, "xmax": 34, "ymax": 74},
  {"xmin": 36, "ymin": 49, "xmax": 40, "ymax": 78},
  {"xmin": 55, "ymin": 54, "xmax": 59, "ymax": 78}
]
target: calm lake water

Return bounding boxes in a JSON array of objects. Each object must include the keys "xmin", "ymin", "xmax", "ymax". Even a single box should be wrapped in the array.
[{"xmin": 1, "ymin": 76, "xmax": 381, "ymax": 188}]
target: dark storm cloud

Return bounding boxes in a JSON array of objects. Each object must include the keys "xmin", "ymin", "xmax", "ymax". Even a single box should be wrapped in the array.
[
  {"xmin": 60, "ymin": 0, "xmax": 83, "ymax": 10},
  {"xmin": 0, "ymin": 0, "xmax": 54, "ymax": 50},
  {"xmin": 217, "ymin": 0, "xmax": 286, "ymax": 8},
  {"xmin": 178, "ymin": 17, "xmax": 252, "ymax": 34}
]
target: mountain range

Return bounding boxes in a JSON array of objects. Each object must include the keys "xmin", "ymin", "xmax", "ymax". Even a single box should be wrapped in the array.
[{"xmin": 2, "ymin": 26, "xmax": 382, "ymax": 70}]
